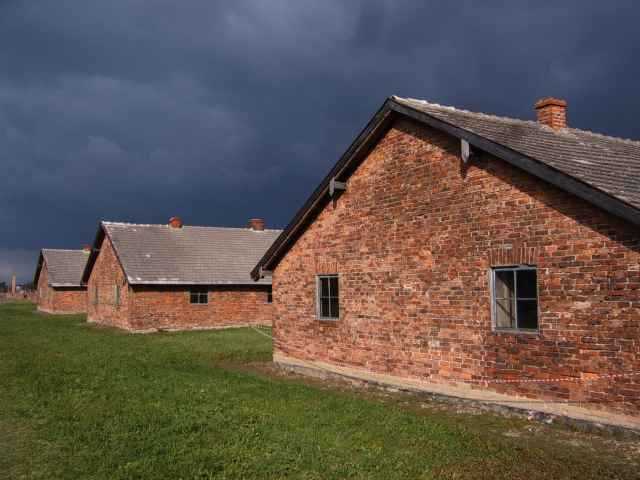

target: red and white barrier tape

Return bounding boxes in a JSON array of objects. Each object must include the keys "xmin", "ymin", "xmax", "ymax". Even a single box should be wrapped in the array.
[
  {"xmin": 459, "ymin": 371, "xmax": 640, "ymax": 385},
  {"xmin": 252, "ymin": 328, "xmax": 638, "ymax": 387}
]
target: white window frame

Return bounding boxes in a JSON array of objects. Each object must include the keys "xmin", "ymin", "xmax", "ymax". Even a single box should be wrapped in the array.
[
  {"xmin": 316, "ymin": 274, "xmax": 339, "ymax": 320},
  {"xmin": 490, "ymin": 265, "xmax": 539, "ymax": 332}
]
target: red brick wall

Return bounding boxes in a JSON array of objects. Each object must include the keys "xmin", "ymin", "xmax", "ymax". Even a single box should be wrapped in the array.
[
  {"xmin": 36, "ymin": 262, "xmax": 87, "ymax": 314},
  {"xmin": 129, "ymin": 285, "xmax": 273, "ymax": 331},
  {"xmin": 86, "ymin": 235, "xmax": 131, "ymax": 329},
  {"xmin": 87, "ymin": 233, "xmax": 274, "ymax": 331},
  {"xmin": 273, "ymin": 118, "xmax": 640, "ymax": 416},
  {"xmin": 36, "ymin": 262, "xmax": 54, "ymax": 312}
]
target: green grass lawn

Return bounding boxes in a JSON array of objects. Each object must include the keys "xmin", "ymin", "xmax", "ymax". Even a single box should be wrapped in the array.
[{"xmin": 1, "ymin": 302, "xmax": 637, "ymax": 479}]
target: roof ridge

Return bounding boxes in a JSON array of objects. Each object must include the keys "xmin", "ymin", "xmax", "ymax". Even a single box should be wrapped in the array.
[
  {"xmin": 393, "ymin": 95, "xmax": 543, "ymax": 129},
  {"xmin": 102, "ymin": 220, "xmax": 282, "ymax": 232},
  {"xmin": 42, "ymin": 248, "xmax": 86, "ymax": 253},
  {"xmin": 102, "ymin": 220, "xmax": 163, "ymax": 227},
  {"xmin": 393, "ymin": 95, "xmax": 640, "ymax": 147},
  {"xmin": 178, "ymin": 225, "xmax": 284, "ymax": 232}
]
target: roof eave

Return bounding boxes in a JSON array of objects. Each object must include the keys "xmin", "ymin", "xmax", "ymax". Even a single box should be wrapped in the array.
[
  {"xmin": 33, "ymin": 251, "xmax": 45, "ymax": 287},
  {"xmin": 252, "ymin": 96, "xmax": 640, "ymax": 278},
  {"xmin": 250, "ymin": 98, "xmax": 398, "ymax": 279},
  {"xmin": 80, "ymin": 225, "xmax": 105, "ymax": 285}
]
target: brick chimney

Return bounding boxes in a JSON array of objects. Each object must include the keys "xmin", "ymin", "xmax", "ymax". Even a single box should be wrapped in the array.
[
  {"xmin": 535, "ymin": 97, "xmax": 567, "ymax": 130},
  {"xmin": 169, "ymin": 216, "xmax": 183, "ymax": 229},
  {"xmin": 248, "ymin": 218, "xmax": 265, "ymax": 231}
]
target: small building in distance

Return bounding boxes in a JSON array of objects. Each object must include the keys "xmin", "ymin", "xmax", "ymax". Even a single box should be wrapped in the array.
[
  {"xmin": 82, "ymin": 217, "xmax": 280, "ymax": 332},
  {"xmin": 34, "ymin": 248, "xmax": 90, "ymax": 314}
]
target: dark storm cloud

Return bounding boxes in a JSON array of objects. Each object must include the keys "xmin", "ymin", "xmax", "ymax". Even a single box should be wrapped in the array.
[{"xmin": 2, "ymin": 0, "xmax": 640, "ymax": 281}]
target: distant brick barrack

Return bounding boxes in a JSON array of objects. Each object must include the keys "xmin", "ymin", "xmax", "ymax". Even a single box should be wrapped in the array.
[
  {"xmin": 254, "ymin": 96, "xmax": 640, "ymax": 417},
  {"xmin": 34, "ymin": 248, "xmax": 90, "ymax": 314},
  {"xmin": 82, "ymin": 218, "xmax": 280, "ymax": 332}
]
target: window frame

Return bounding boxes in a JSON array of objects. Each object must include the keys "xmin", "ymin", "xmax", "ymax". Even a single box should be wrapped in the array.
[
  {"xmin": 490, "ymin": 265, "xmax": 539, "ymax": 333},
  {"xmin": 114, "ymin": 284, "xmax": 120, "ymax": 307},
  {"xmin": 189, "ymin": 287, "xmax": 209, "ymax": 305},
  {"xmin": 316, "ymin": 274, "xmax": 340, "ymax": 321}
]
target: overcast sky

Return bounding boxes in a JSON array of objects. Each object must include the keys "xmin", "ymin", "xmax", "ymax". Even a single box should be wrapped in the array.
[{"xmin": 2, "ymin": 1, "xmax": 640, "ymax": 282}]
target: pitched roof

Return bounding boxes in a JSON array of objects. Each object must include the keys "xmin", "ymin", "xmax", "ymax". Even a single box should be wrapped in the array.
[
  {"xmin": 252, "ymin": 96, "xmax": 640, "ymax": 278},
  {"xmin": 84, "ymin": 221, "xmax": 282, "ymax": 285},
  {"xmin": 394, "ymin": 96, "xmax": 640, "ymax": 211},
  {"xmin": 36, "ymin": 249, "xmax": 90, "ymax": 287}
]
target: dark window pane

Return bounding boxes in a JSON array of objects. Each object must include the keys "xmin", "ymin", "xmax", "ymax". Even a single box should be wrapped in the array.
[
  {"xmin": 330, "ymin": 297, "xmax": 339, "ymax": 319},
  {"xmin": 320, "ymin": 278, "xmax": 330, "ymax": 297},
  {"xmin": 494, "ymin": 270, "xmax": 514, "ymax": 299},
  {"xmin": 517, "ymin": 300, "xmax": 538, "ymax": 329},
  {"xmin": 318, "ymin": 275, "xmax": 339, "ymax": 319},
  {"xmin": 495, "ymin": 298, "xmax": 515, "ymax": 328},
  {"xmin": 329, "ymin": 276, "xmax": 339, "ymax": 299},
  {"xmin": 190, "ymin": 289, "xmax": 207, "ymax": 304},
  {"xmin": 320, "ymin": 298, "xmax": 331, "ymax": 318},
  {"xmin": 517, "ymin": 270, "xmax": 537, "ymax": 299}
]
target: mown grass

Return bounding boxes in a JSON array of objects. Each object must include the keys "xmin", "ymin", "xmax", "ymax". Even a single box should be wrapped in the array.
[{"xmin": 0, "ymin": 302, "xmax": 637, "ymax": 479}]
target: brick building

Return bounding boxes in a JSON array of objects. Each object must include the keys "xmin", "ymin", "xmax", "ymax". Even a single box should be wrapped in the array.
[
  {"xmin": 253, "ymin": 96, "xmax": 640, "ymax": 419},
  {"xmin": 34, "ymin": 248, "xmax": 90, "ymax": 314},
  {"xmin": 82, "ymin": 217, "xmax": 280, "ymax": 332}
]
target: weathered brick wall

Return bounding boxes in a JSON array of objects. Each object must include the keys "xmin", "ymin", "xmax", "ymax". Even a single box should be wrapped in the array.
[
  {"xmin": 36, "ymin": 262, "xmax": 54, "ymax": 312},
  {"xmin": 49, "ymin": 287, "xmax": 87, "ymax": 313},
  {"xmin": 129, "ymin": 285, "xmax": 273, "ymax": 331},
  {"xmin": 86, "ymin": 235, "xmax": 131, "ymax": 329},
  {"xmin": 36, "ymin": 262, "xmax": 87, "ymax": 314},
  {"xmin": 273, "ymin": 117, "xmax": 640, "ymax": 416}
]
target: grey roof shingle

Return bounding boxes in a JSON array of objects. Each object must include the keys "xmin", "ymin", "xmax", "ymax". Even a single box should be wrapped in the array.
[
  {"xmin": 393, "ymin": 96, "xmax": 640, "ymax": 210},
  {"xmin": 102, "ymin": 222, "xmax": 282, "ymax": 285},
  {"xmin": 42, "ymin": 249, "xmax": 90, "ymax": 287}
]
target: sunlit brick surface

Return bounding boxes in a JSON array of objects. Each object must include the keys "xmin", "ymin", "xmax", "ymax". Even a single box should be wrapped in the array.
[{"xmin": 273, "ymin": 118, "xmax": 640, "ymax": 416}]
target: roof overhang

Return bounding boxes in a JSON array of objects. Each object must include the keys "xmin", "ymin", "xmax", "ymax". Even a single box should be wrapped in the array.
[
  {"xmin": 81, "ymin": 223, "xmax": 109, "ymax": 285},
  {"xmin": 33, "ymin": 251, "xmax": 45, "ymax": 287},
  {"xmin": 251, "ymin": 96, "xmax": 640, "ymax": 279}
]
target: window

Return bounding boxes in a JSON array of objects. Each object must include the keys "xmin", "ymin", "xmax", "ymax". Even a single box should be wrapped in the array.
[
  {"xmin": 190, "ymin": 287, "xmax": 208, "ymax": 304},
  {"xmin": 317, "ymin": 275, "xmax": 339, "ymax": 320},
  {"xmin": 93, "ymin": 285, "xmax": 99, "ymax": 305},
  {"xmin": 114, "ymin": 284, "xmax": 120, "ymax": 306},
  {"xmin": 266, "ymin": 291, "xmax": 273, "ymax": 304},
  {"xmin": 491, "ymin": 266, "xmax": 538, "ymax": 331}
]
